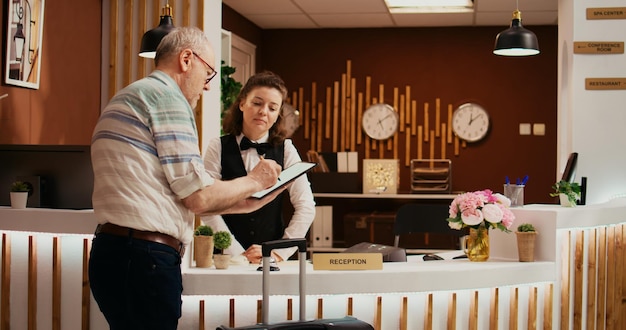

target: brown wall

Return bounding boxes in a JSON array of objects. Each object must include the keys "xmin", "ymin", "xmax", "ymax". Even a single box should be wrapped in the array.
[
  {"xmin": 225, "ymin": 9, "xmax": 558, "ymax": 204},
  {"xmin": 0, "ymin": 0, "xmax": 102, "ymax": 145}
]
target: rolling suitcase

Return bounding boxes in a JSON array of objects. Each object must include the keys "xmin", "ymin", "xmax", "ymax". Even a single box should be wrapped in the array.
[{"xmin": 216, "ymin": 238, "xmax": 374, "ymax": 330}]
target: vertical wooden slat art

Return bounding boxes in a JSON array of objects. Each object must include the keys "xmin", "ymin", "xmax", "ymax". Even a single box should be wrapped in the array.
[
  {"xmin": 400, "ymin": 296, "xmax": 408, "ymax": 330},
  {"xmin": 454, "ymin": 136, "xmax": 459, "ymax": 156},
  {"xmin": 287, "ymin": 298, "xmax": 293, "ymax": 320},
  {"xmin": 1, "ymin": 234, "xmax": 10, "ymax": 329},
  {"xmin": 182, "ymin": 0, "xmax": 191, "ymax": 26},
  {"xmin": 489, "ymin": 288, "xmax": 498, "ymax": 330},
  {"xmin": 448, "ymin": 292, "xmax": 457, "ymax": 330},
  {"xmin": 405, "ymin": 129, "xmax": 411, "ymax": 166},
  {"xmin": 440, "ymin": 124, "xmax": 446, "ymax": 158},
  {"xmin": 423, "ymin": 103, "xmax": 429, "ymax": 142},
  {"xmin": 435, "ymin": 98, "xmax": 441, "ymax": 137},
  {"xmin": 417, "ymin": 126, "xmax": 423, "ymax": 159},
  {"xmin": 346, "ymin": 60, "xmax": 351, "ymax": 98},
  {"xmin": 424, "ymin": 293, "xmax": 433, "ymax": 330},
  {"xmin": 28, "ymin": 236, "xmax": 37, "ymax": 330},
  {"xmin": 543, "ymin": 283, "xmax": 553, "ymax": 330},
  {"xmin": 198, "ymin": 300, "xmax": 205, "ymax": 330},
  {"xmin": 573, "ymin": 229, "xmax": 584, "ymax": 329},
  {"xmin": 509, "ymin": 287, "xmax": 519, "ymax": 330},
  {"xmin": 333, "ymin": 82, "xmax": 339, "ymax": 152},
  {"xmin": 311, "ymin": 82, "xmax": 317, "ymax": 120},
  {"xmin": 137, "ymin": 0, "xmax": 147, "ymax": 78},
  {"xmin": 123, "ymin": 0, "xmax": 133, "ymax": 87},
  {"xmin": 108, "ymin": 0, "xmax": 119, "ymax": 100},
  {"xmin": 597, "ymin": 227, "xmax": 607, "ymax": 329},
  {"xmin": 468, "ymin": 291, "xmax": 478, "ymax": 330},
  {"xmin": 560, "ymin": 231, "xmax": 572, "ymax": 330},
  {"xmin": 397, "ymin": 89, "xmax": 404, "ymax": 132},
  {"xmin": 528, "ymin": 287, "xmax": 538, "ymax": 330},
  {"xmin": 429, "ymin": 131, "xmax": 435, "ymax": 160},
  {"xmin": 52, "ymin": 237, "xmax": 61, "ymax": 330},
  {"xmin": 411, "ymin": 101, "xmax": 417, "ymax": 135},
  {"xmin": 325, "ymin": 87, "xmax": 331, "ymax": 139},
  {"xmin": 340, "ymin": 74, "xmax": 346, "ymax": 150},
  {"xmin": 606, "ymin": 226, "xmax": 616, "ymax": 328},
  {"xmin": 586, "ymin": 228, "xmax": 597, "ymax": 330},
  {"xmin": 350, "ymin": 78, "xmax": 357, "ymax": 151},
  {"xmin": 81, "ymin": 238, "xmax": 90, "ymax": 330},
  {"xmin": 405, "ymin": 86, "xmax": 411, "ymax": 126},
  {"xmin": 298, "ymin": 87, "xmax": 304, "ymax": 126},
  {"xmin": 357, "ymin": 93, "xmax": 363, "ymax": 145},
  {"xmin": 447, "ymin": 104, "xmax": 453, "ymax": 143},
  {"xmin": 308, "ymin": 102, "xmax": 315, "ymax": 151},
  {"xmin": 317, "ymin": 102, "xmax": 323, "ymax": 152},
  {"xmin": 317, "ymin": 298, "xmax": 323, "ymax": 319}
]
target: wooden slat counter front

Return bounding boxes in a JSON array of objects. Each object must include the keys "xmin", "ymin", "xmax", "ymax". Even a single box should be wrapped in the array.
[{"xmin": 1, "ymin": 198, "xmax": 626, "ymax": 329}]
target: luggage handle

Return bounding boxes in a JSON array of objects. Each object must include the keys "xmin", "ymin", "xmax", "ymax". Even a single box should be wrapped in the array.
[
  {"xmin": 261, "ymin": 238, "xmax": 308, "ymax": 324},
  {"xmin": 261, "ymin": 238, "xmax": 308, "ymax": 257}
]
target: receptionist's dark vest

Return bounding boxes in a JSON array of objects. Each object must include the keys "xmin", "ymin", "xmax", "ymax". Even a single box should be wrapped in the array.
[{"xmin": 220, "ymin": 135, "xmax": 285, "ymax": 249}]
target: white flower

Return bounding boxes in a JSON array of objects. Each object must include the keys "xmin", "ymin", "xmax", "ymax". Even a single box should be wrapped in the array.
[
  {"xmin": 493, "ymin": 193, "xmax": 511, "ymax": 207},
  {"xmin": 448, "ymin": 221, "xmax": 463, "ymax": 230},
  {"xmin": 461, "ymin": 209, "xmax": 483, "ymax": 226},
  {"xmin": 483, "ymin": 203, "xmax": 504, "ymax": 223}
]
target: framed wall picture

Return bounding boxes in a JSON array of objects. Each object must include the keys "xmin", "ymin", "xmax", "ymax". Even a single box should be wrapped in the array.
[
  {"xmin": 5, "ymin": 0, "xmax": 46, "ymax": 89},
  {"xmin": 362, "ymin": 159, "xmax": 399, "ymax": 195}
]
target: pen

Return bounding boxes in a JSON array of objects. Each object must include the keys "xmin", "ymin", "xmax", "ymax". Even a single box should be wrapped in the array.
[
  {"xmin": 521, "ymin": 175, "xmax": 529, "ymax": 185},
  {"xmin": 505, "ymin": 176, "xmax": 510, "ymax": 185},
  {"xmin": 259, "ymin": 154, "xmax": 281, "ymax": 180}
]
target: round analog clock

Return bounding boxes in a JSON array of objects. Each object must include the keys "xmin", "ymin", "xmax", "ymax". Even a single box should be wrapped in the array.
[
  {"xmin": 281, "ymin": 103, "xmax": 300, "ymax": 138},
  {"xmin": 451, "ymin": 103, "xmax": 490, "ymax": 142},
  {"xmin": 362, "ymin": 103, "xmax": 399, "ymax": 140}
]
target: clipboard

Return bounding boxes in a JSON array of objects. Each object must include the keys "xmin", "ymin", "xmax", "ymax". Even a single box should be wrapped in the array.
[{"xmin": 251, "ymin": 161, "xmax": 318, "ymax": 199}]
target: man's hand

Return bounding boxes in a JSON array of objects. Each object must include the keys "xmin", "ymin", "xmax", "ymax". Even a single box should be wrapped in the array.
[
  {"xmin": 248, "ymin": 158, "xmax": 282, "ymax": 189},
  {"xmin": 244, "ymin": 244, "xmax": 283, "ymax": 264}
]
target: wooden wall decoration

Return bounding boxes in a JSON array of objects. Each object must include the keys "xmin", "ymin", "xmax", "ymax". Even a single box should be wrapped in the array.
[{"xmin": 288, "ymin": 60, "xmax": 468, "ymax": 170}]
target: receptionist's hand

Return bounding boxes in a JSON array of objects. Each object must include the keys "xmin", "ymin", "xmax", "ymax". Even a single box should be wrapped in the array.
[{"xmin": 243, "ymin": 244, "xmax": 283, "ymax": 263}]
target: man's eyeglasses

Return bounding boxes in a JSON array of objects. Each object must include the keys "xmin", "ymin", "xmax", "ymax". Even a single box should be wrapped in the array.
[{"xmin": 192, "ymin": 51, "xmax": 217, "ymax": 84}]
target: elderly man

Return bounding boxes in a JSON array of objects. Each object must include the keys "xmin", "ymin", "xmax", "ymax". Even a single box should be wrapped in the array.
[{"xmin": 89, "ymin": 27, "xmax": 283, "ymax": 330}]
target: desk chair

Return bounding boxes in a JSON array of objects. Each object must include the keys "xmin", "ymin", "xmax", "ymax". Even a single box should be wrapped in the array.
[{"xmin": 393, "ymin": 203, "xmax": 464, "ymax": 248}]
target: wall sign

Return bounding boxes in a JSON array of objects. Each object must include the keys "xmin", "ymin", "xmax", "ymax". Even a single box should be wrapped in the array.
[
  {"xmin": 574, "ymin": 42, "xmax": 624, "ymax": 54},
  {"xmin": 5, "ymin": 0, "xmax": 46, "ymax": 89},
  {"xmin": 585, "ymin": 78, "xmax": 626, "ymax": 90},
  {"xmin": 586, "ymin": 7, "xmax": 626, "ymax": 20}
]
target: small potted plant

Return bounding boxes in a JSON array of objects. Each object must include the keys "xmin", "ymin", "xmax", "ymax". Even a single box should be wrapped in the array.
[
  {"xmin": 549, "ymin": 180, "xmax": 581, "ymax": 207},
  {"xmin": 212, "ymin": 231, "xmax": 233, "ymax": 269},
  {"xmin": 516, "ymin": 223, "xmax": 538, "ymax": 262},
  {"xmin": 10, "ymin": 181, "xmax": 30, "ymax": 209},
  {"xmin": 193, "ymin": 225, "xmax": 214, "ymax": 268}
]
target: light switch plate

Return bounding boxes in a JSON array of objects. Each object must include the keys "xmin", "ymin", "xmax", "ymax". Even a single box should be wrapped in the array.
[
  {"xmin": 519, "ymin": 123, "xmax": 531, "ymax": 135},
  {"xmin": 533, "ymin": 123, "xmax": 546, "ymax": 136}
]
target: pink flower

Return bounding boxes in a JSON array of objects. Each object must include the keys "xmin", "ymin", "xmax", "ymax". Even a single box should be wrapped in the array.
[{"xmin": 446, "ymin": 189, "xmax": 516, "ymax": 232}]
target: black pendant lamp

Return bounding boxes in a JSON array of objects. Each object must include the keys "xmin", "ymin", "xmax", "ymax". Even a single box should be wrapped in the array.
[
  {"xmin": 139, "ymin": 3, "xmax": 175, "ymax": 58},
  {"xmin": 493, "ymin": 8, "xmax": 539, "ymax": 56}
]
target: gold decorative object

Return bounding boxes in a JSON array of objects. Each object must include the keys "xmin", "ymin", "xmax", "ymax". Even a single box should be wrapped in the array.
[
  {"xmin": 465, "ymin": 224, "xmax": 490, "ymax": 262},
  {"xmin": 362, "ymin": 159, "xmax": 399, "ymax": 194}
]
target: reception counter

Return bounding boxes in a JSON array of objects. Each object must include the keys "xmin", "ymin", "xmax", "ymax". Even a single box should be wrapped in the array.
[{"xmin": 1, "ymin": 198, "xmax": 625, "ymax": 329}]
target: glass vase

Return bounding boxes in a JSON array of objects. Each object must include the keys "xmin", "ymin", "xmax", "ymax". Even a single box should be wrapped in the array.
[{"xmin": 466, "ymin": 223, "xmax": 490, "ymax": 261}]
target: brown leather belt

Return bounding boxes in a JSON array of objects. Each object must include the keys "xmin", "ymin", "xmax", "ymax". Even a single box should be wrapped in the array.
[{"xmin": 96, "ymin": 223, "xmax": 185, "ymax": 257}]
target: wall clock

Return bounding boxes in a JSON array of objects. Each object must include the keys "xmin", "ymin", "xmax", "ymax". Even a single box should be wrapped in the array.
[
  {"xmin": 282, "ymin": 103, "xmax": 300, "ymax": 138},
  {"xmin": 361, "ymin": 103, "xmax": 399, "ymax": 140},
  {"xmin": 451, "ymin": 102, "xmax": 490, "ymax": 142}
]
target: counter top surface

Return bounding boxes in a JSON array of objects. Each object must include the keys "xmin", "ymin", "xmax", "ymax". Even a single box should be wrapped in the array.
[{"xmin": 182, "ymin": 254, "xmax": 555, "ymax": 296}]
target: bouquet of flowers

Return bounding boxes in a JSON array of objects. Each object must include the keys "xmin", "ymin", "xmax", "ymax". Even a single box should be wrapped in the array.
[{"xmin": 447, "ymin": 189, "xmax": 516, "ymax": 232}]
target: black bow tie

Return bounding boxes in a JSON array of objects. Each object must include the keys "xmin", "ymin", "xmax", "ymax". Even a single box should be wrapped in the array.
[{"xmin": 240, "ymin": 137, "xmax": 271, "ymax": 155}]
